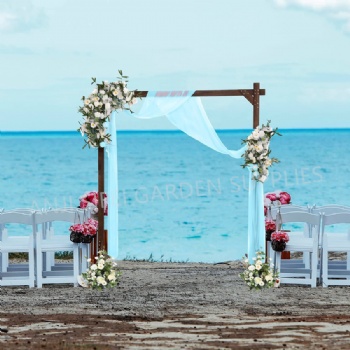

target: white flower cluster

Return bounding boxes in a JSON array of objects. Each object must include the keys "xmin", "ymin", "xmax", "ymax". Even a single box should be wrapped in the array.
[
  {"xmin": 81, "ymin": 250, "xmax": 121, "ymax": 290},
  {"xmin": 239, "ymin": 250, "xmax": 278, "ymax": 290},
  {"xmin": 241, "ymin": 120, "xmax": 280, "ymax": 183},
  {"xmin": 78, "ymin": 71, "xmax": 137, "ymax": 148}
]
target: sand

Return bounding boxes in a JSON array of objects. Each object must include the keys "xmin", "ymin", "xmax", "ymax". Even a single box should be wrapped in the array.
[{"xmin": 0, "ymin": 260, "xmax": 350, "ymax": 349}]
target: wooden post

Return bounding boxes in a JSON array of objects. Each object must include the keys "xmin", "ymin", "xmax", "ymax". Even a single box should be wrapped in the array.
[
  {"xmin": 98, "ymin": 147, "xmax": 106, "ymax": 251},
  {"xmin": 253, "ymin": 82, "xmax": 260, "ymax": 128}
]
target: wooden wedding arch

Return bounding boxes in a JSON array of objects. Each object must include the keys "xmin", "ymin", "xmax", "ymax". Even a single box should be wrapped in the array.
[{"xmin": 91, "ymin": 83, "xmax": 265, "ymax": 257}]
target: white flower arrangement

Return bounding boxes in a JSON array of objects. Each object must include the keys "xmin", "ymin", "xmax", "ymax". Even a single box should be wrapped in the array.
[
  {"xmin": 81, "ymin": 250, "xmax": 121, "ymax": 290},
  {"xmin": 239, "ymin": 250, "xmax": 278, "ymax": 290},
  {"xmin": 241, "ymin": 120, "xmax": 280, "ymax": 183},
  {"xmin": 78, "ymin": 70, "xmax": 138, "ymax": 148}
]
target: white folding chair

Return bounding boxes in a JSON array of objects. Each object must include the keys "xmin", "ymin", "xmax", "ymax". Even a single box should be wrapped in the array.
[
  {"xmin": 0, "ymin": 212, "xmax": 35, "ymax": 287},
  {"xmin": 269, "ymin": 205, "xmax": 312, "ymax": 266},
  {"xmin": 321, "ymin": 212, "xmax": 350, "ymax": 287},
  {"xmin": 271, "ymin": 211, "xmax": 321, "ymax": 288},
  {"xmin": 35, "ymin": 209, "xmax": 82, "ymax": 288}
]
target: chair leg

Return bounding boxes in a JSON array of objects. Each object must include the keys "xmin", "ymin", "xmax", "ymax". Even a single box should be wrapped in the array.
[
  {"xmin": 311, "ymin": 250, "xmax": 318, "ymax": 288},
  {"xmin": 322, "ymin": 243, "xmax": 328, "ymax": 288},
  {"xmin": 73, "ymin": 246, "xmax": 79, "ymax": 287},
  {"xmin": 36, "ymin": 244, "xmax": 43, "ymax": 289}
]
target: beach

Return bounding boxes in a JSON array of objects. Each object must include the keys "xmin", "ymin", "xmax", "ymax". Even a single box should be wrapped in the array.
[{"xmin": 0, "ymin": 260, "xmax": 350, "ymax": 349}]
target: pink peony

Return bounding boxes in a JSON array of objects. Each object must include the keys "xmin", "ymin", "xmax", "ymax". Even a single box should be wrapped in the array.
[
  {"xmin": 266, "ymin": 193, "xmax": 278, "ymax": 202},
  {"xmin": 271, "ymin": 231, "xmax": 289, "ymax": 243},
  {"xmin": 279, "ymin": 191, "xmax": 291, "ymax": 204},
  {"xmin": 265, "ymin": 220, "xmax": 276, "ymax": 233},
  {"xmin": 79, "ymin": 191, "xmax": 108, "ymax": 215}
]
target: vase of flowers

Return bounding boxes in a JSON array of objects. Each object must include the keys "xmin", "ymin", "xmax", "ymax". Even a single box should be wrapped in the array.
[
  {"xmin": 271, "ymin": 231, "xmax": 290, "ymax": 252},
  {"xmin": 69, "ymin": 218, "xmax": 98, "ymax": 244},
  {"xmin": 80, "ymin": 250, "xmax": 121, "ymax": 290},
  {"xmin": 239, "ymin": 250, "xmax": 278, "ymax": 290}
]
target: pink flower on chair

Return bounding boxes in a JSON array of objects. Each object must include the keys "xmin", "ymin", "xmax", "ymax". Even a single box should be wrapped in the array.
[
  {"xmin": 266, "ymin": 193, "xmax": 278, "ymax": 202},
  {"xmin": 79, "ymin": 191, "xmax": 108, "ymax": 215},
  {"xmin": 279, "ymin": 192, "xmax": 291, "ymax": 205},
  {"xmin": 271, "ymin": 231, "xmax": 289, "ymax": 243}
]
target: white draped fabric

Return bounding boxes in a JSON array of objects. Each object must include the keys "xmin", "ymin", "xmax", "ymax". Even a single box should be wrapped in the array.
[{"xmin": 106, "ymin": 91, "xmax": 265, "ymax": 261}]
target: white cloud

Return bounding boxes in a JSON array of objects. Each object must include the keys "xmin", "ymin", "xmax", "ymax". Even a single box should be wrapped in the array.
[
  {"xmin": 0, "ymin": 0, "xmax": 46, "ymax": 32},
  {"xmin": 274, "ymin": 0, "xmax": 350, "ymax": 31}
]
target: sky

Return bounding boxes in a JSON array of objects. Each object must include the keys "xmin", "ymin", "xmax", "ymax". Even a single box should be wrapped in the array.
[{"xmin": 0, "ymin": 0, "xmax": 350, "ymax": 131}]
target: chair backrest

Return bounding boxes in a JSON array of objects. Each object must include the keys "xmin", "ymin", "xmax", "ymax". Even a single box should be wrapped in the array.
[
  {"xmin": 0, "ymin": 212, "xmax": 35, "ymax": 225},
  {"xmin": 271, "ymin": 205, "xmax": 310, "ymax": 220},
  {"xmin": 322, "ymin": 212, "xmax": 350, "ymax": 227},
  {"xmin": 36, "ymin": 209, "xmax": 86, "ymax": 238},
  {"xmin": 280, "ymin": 211, "xmax": 320, "ymax": 226},
  {"xmin": 4, "ymin": 208, "xmax": 36, "ymax": 214},
  {"xmin": 43, "ymin": 210, "xmax": 79, "ymax": 223},
  {"xmin": 313, "ymin": 205, "xmax": 350, "ymax": 215},
  {"xmin": 279, "ymin": 211, "xmax": 321, "ymax": 242},
  {"xmin": 320, "ymin": 212, "xmax": 350, "ymax": 244},
  {"xmin": 0, "ymin": 212, "xmax": 35, "ymax": 240}
]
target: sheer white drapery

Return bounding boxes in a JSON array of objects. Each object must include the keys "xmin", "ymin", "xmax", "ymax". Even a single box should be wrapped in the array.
[{"xmin": 106, "ymin": 91, "xmax": 265, "ymax": 261}]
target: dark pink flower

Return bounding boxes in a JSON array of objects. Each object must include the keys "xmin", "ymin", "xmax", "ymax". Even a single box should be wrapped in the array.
[
  {"xmin": 265, "ymin": 220, "xmax": 276, "ymax": 232},
  {"xmin": 266, "ymin": 193, "xmax": 277, "ymax": 202},
  {"xmin": 271, "ymin": 231, "xmax": 289, "ymax": 243},
  {"xmin": 279, "ymin": 192, "xmax": 291, "ymax": 204}
]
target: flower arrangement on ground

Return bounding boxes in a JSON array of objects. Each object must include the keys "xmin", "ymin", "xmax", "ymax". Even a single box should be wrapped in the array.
[
  {"xmin": 79, "ymin": 191, "xmax": 108, "ymax": 215},
  {"xmin": 239, "ymin": 250, "xmax": 278, "ymax": 290},
  {"xmin": 271, "ymin": 231, "xmax": 290, "ymax": 252},
  {"xmin": 69, "ymin": 218, "xmax": 98, "ymax": 243},
  {"xmin": 241, "ymin": 120, "xmax": 280, "ymax": 183},
  {"xmin": 78, "ymin": 71, "xmax": 137, "ymax": 148},
  {"xmin": 81, "ymin": 250, "xmax": 121, "ymax": 290}
]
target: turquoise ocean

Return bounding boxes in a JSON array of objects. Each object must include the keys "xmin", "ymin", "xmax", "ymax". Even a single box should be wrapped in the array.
[{"xmin": 1, "ymin": 129, "xmax": 350, "ymax": 262}]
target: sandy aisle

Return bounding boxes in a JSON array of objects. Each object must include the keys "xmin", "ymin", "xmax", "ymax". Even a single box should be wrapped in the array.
[{"xmin": 0, "ymin": 261, "xmax": 350, "ymax": 349}]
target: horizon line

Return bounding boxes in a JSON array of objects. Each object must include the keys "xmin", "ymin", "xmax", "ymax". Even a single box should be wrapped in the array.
[{"xmin": 1, "ymin": 127, "xmax": 350, "ymax": 135}]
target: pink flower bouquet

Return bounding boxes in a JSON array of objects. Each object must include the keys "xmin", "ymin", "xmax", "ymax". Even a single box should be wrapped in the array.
[
  {"xmin": 271, "ymin": 231, "xmax": 290, "ymax": 252},
  {"xmin": 69, "ymin": 218, "xmax": 98, "ymax": 243},
  {"xmin": 79, "ymin": 191, "xmax": 108, "ymax": 215}
]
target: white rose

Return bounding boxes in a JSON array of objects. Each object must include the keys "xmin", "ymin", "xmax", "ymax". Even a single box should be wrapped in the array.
[
  {"xmin": 258, "ymin": 130, "xmax": 265, "ymax": 138},
  {"xmin": 90, "ymin": 264, "xmax": 97, "ymax": 270},
  {"xmin": 84, "ymin": 99, "xmax": 90, "ymax": 105},
  {"xmin": 248, "ymin": 265, "xmax": 255, "ymax": 271},
  {"xmin": 265, "ymin": 274, "xmax": 273, "ymax": 282},
  {"xmin": 90, "ymin": 122, "xmax": 97, "ymax": 128},
  {"xmin": 108, "ymin": 273, "xmax": 116, "ymax": 281},
  {"xmin": 96, "ymin": 276, "xmax": 105, "ymax": 285},
  {"xmin": 260, "ymin": 175, "xmax": 267, "ymax": 182},
  {"xmin": 254, "ymin": 277, "xmax": 262, "ymax": 284},
  {"xmin": 252, "ymin": 131, "xmax": 260, "ymax": 140},
  {"xmin": 99, "ymin": 90, "xmax": 105, "ymax": 95}
]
